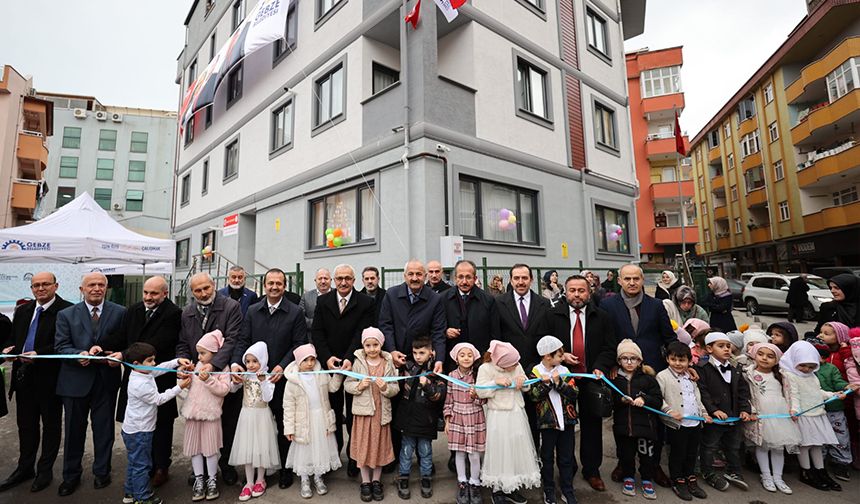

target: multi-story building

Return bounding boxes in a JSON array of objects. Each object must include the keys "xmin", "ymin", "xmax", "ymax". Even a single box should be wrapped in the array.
[
  {"xmin": 625, "ymin": 46, "xmax": 695, "ymax": 266},
  {"xmin": 690, "ymin": 0, "xmax": 860, "ymax": 276},
  {"xmin": 0, "ymin": 65, "xmax": 53, "ymax": 227},
  {"xmin": 36, "ymin": 92, "xmax": 176, "ymax": 238},
  {"xmin": 172, "ymin": 0, "xmax": 646, "ymax": 283}
]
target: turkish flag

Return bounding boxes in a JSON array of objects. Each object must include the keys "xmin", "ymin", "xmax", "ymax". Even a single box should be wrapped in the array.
[
  {"xmin": 674, "ymin": 111, "xmax": 686, "ymax": 156},
  {"xmin": 405, "ymin": 0, "xmax": 421, "ymax": 29}
]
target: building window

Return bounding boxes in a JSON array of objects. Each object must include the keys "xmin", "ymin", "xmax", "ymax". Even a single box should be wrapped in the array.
[
  {"xmin": 740, "ymin": 130, "xmax": 760, "ymax": 158},
  {"xmin": 205, "ymin": 106, "xmax": 213, "ymax": 128},
  {"xmin": 826, "ymin": 58, "xmax": 858, "ymax": 102},
  {"xmin": 315, "ymin": 64, "xmax": 344, "ymax": 128},
  {"xmin": 181, "ymin": 174, "xmax": 191, "ymax": 206},
  {"xmin": 176, "ymin": 238, "xmax": 190, "ymax": 268},
  {"xmin": 595, "ymin": 205, "xmax": 630, "ymax": 254},
  {"xmin": 201, "ymin": 230, "xmax": 216, "ymax": 262},
  {"xmin": 94, "ymin": 188, "xmax": 112, "ymax": 210},
  {"xmin": 773, "ymin": 160, "xmax": 784, "ymax": 181},
  {"xmin": 778, "ymin": 201, "xmax": 790, "ymax": 221},
  {"xmin": 227, "ymin": 63, "xmax": 243, "ymax": 106},
  {"xmin": 738, "ymin": 95, "xmax": 756, "ymax": 121},
  {"xmin": 458, "ymin": 177, "xmax": 539, "ymax": 245},
  {"xmin": 641, "ymin": 66, "xmax": 682, "ymax": 98},
  {"xmin": 516, "ymin": 58, "xmax": 550, "ymax": 120},
  {"xmin": 585, "ymin": 9, "xmax": 608, "ymax": 57},
  {"xmin": 125, "ymin": 190, "xmax": 144, "ymax": 212},
  {"xmin": 271, "ymin": 100, "xmax": 294, "ymax": 152},
  {"xmin": 701, "ymin": 203, "xmax": 707, "ymax": 216},
  {"xmin": 764, "ymin": 82, "xmax": 774, "ymax": 104},
  {"xmin": 309, "ymin": 183, "xmax": 376, "ymax": 249},
  {"xmin": 745, "ymin": 165, "xmax": 765, "ymax": 192},
  {"xmin": 209, "ymin": 32, "xmax": 217, "ymax": 62},
  {"xmin": 184, "ymin": 117, "xmax": 195, "ymax": 146},
  {"xmin": 273, "ymin": 1, "xmax": 298, "ymax": 64},
  {"xmin": 593, "ymin": 101, "xmax": 617, "ymax": 150},
  {"xmin": 127, "ymin": 160, "xmax": 146, "ymax": 182},
  {"xmin": 188, "ymin": 59, "xmax": 198, "ymax": 88},
  {"xmin": 372, "ymin": 63, "xmax": 399, "ymax": 95},
  {"xmin": 708, "ymin": 130, "xmax": 719, "ymax": 149},
  {"xmin": 723, "ymin": 123, "xmax": 731, "ymax": 140},
  {"xmin": 704, "ymin": 229, "xmax": 711, "ymax": 242},
  {"xmin": 734, "ymin": 218, "xmax": 742, "ymax": 233},
  {"xmin": 56, "ymin": 187, "xmax": 75, "ymax": 207},
  {"xmin": 202, "ymin": 160, "xmax": 209, "ymax": 195},
  {"xmin": 96, "ymin": 158, "xmax": 115, "ymax": 180},
  {"xmin": 833, "ymin": 186, "xmax": 858, "ymax": 206},
  {"xmin": 727, "ymin": 153, "xmax": 734, "ymax": 169},
  {"xmin": 224, "ymin": 139, "xmax": 239, "ymax": 181},
  {"xmin": 231, "ymin": 0, "xmax": 245, "ymax": 30},
  {"xmin": 768, "ymin": 122, "xmax": 779, "ymax": 142},
  {"xmin": 62, "ymin": 127, "xmax": 82, "ymax": 149},
  {"xmin": 318, "ymin": 0, "xmax": 345, "ymax": 20},
  {"xmin": 59, "ymin": 156, "xmax": 78, "ymax": 178},
  {"xmin": 130, "ymin": 131, "xmax": 148, "ymax": 153},
  {"xmin": 730, "ymin": 185, "xmax": 738, "ymax": 201},
  {"xmin": 98, "ymin": 129, "xmax": 117, "ymax": 151}
]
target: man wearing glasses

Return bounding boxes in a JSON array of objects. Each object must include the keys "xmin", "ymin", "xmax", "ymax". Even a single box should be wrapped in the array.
[{"xmin": 1, "ymin": 273, "xmax": 73, "ymax": 493}]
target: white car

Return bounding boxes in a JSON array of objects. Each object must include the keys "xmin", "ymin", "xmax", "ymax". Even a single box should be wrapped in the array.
[{"xmin": 742, "ymin": 273, "xmax": 832, "ymax": 319}]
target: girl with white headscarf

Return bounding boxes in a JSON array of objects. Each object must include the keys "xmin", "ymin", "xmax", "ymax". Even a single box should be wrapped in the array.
[{"xmin": 655, "ymin": 270, "xmax": 681, "ymax": 300}]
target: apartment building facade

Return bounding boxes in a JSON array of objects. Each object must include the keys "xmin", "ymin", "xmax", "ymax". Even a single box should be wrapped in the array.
[
  {"xmin": 625, "ymin": 46, "xmax": 695, "ymax": 266},
  {"xmin": 0, "ymin": 65, "xmax": 53, "ymax": 228},
  {"xmin": 172, "ymin": 0, "xmax": 646, "ymax": 284},
  {"xmin": 690, "ymin": 0, "xmax": 860, "ymax": 276}
]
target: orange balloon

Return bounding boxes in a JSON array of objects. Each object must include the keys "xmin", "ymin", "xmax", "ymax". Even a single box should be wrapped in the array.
[
  {"xmin": 327, "ymin": 240, "xmax": 334, "ymax": 248},
  {"xmin": 333, "ymin": 228, "xmax": 343, "ymax": 238}
]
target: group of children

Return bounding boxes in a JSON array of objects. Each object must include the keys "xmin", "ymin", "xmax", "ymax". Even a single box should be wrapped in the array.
[{"xmin": 116, "ymin": 320, "xmax": 860, "ymax": 504}]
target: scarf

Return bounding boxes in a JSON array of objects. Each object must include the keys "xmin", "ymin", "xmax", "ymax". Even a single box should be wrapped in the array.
[
  {"xmin": 622, "ymin": 289, "xmax": 644, "ymax": 333},
  {"xmin": 709, "ymin": 276, "xmax": 731, "ymax": 298},
  {"xmin": 658, "ymin": 270, "xmax": 677, "ymax": 290},
  {"xmin": 779, "ymin": 340, "xmax": 820, "ymax": 377},
  {"xmin": 830, "ymin": 273, "xmax": 860, "ymax": 327}
]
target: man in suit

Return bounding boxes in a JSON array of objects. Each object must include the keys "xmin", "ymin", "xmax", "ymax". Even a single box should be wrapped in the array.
[
  {"xmin": 54, "ymin": 272, "xmax": 127, "ymax": 496},
  {"xmin": 217, "ymin": 265, "xmax": 259, "ymax": 316},
  {"xmin": 299, "ymin": 268, "xmax": 331, "ymax": 329},
  {"xmin": 426, "ymin": 260, "xmax": 452, "ymax": 294},
  {"xmin": 0, "ymin": 272, "xmax": 73, "ymax": 493},
  {"xmin": 548, "ymin": 275, "xmax": 617, "ymax": 491},
  {"xmin": 601, "ymin": 264, "xmax": 677, "ymax": 487},
  {"xmin": 443, "ymin": 259, "xmax": 500, "ymax": 363},
  {"xmin": 230, "ymin": 268, "xmax": 306, "ymax": 489},
  {"xmin": 176, "ymin": 272, "xmax": 244, "ymax": 486},
  {"xmin": 359, "ymin": 266, "xmax": 386, "ymax": 322},
  {"xmin": 312, "ymin": 264, "xmax": 376, "ymax": 476},
  {"xmin": 113, "ymin": 276, "xmax": 181, "ymax": 488}
]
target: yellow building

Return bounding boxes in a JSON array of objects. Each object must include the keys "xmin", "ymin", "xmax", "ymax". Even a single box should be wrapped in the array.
[{"xmin": 690, "ymin": 0, "xmax": 860, "ymax": 276}]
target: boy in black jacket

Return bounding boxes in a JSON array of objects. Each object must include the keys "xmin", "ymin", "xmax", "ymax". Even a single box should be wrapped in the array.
[
  {"xmin": 695, "ymin": 332, "xmax": 753, "ymax": 493},
  {"xmin": 610, "ymin": 339, "xmax": 663, "ymax": 500},
  {"xmin": 394, "ymin": 336, "xmax": 446, "ymax": 499}
]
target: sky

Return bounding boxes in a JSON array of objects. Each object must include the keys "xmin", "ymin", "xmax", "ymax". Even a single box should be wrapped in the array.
[{"xmin": 625, "ymin": 0, "xmax": 808, "ymax": 138}]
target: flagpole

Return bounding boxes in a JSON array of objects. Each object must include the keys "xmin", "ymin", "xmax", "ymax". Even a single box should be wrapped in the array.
[{"xmin": 674, "ymin": 106, "xmax": 687, "ymax": 281}]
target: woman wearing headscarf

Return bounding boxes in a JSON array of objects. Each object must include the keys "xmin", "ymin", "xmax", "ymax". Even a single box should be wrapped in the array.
[
  {"xmin": 541, "ymin": 270, "xmax": 561, "ymax": 301},
  {"xmin": 703, "ymin": 276, "xmax": 737, "ymax": 332},
  {"xmin": 814, "ymin": 273, "xmax": 860, "ymax": 333},
  {"xmin": 602, "ymin": 270, "xmax": 620, "ymax": 295},
  {"xmin": 655, "ymin": 270, "xmax": 682, "ymax": 300},
  {"xmin": 662, "ymin": 285, "xmax": 708, "ymax": 326}
]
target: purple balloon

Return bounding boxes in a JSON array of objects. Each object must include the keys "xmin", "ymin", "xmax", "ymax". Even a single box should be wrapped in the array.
[{"xmin": 499, "ymin": 208, "xmax": 511, "ymax": 220}]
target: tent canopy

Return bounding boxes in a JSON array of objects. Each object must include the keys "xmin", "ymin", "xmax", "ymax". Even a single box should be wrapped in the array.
[{"xmin": 0, "ymin": 192, "xmax": 174, "ymax": 264}]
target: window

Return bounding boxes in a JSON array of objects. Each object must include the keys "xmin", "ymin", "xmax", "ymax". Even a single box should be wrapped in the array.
[
  {"xmin": 315, "ymin": 64, "xmax": 344, "ymax": 127},
  {"xmin": 741, "ymin": 130, "xmax": 760, "ymax": 157},
  {"xmin": 661, "ymin": 166, "xmax": 676, "ymax": 182},
  {"xmin": 181, "ymin": 174, "xmax": 191, "ymax": 205},
  {"xmin": 59, "ymin": 156, "xmax": 78, "ymax": 178},
  {"xmin": 130, "ymin": 131, "xmax": 148, "ymax": 153},
  {"xmin": 516, "ymin": 58, "xmax": 550, "ymax": 120},
  {"xmin": 727, "ymin": 153, "xmax": 734, "ymax": 169},
  {"xmin": 641, "ymin": 66, "xmax": 682, "ymax": 98},
  {"xmin": 833, "ymin": 186, "xmax": 858, "ymax": 206},
  {"xmin": 516, "ymin": 0, "xmax": 544, "ymax": 13},
  {"xmin": 62, "ymin": 127, "xmax": 82, "ymax": 148},
  {"xmin": 585, "ymin": 9, "xmax": 608, "ymax": 57},
  {"xmin": 318, "ymin": 0, "xmax": 344, "ymax": 20},
  {"xmin": 128, "ymin": 160, "xmax": 146, "ymax": 182},
  {"xmin": 701, "ymin": 203, "xmax": 707, "ymax": 216},
  {"xmin": 271, "ymin": 100, "xmax": 293, "ymax": 152},
  {"xmin": 96, "ymin": 158, "xmax": 114, "ymax": 180},
  {"xmin": 231, "ymin": 0, "xmax": 245, "ymax": 30},
  {"xmin": 202, "ymin": 160, "xmax": 209, "ymax": 195},
  {"xmin": 778, "ymin": 201, "xmax": 790, "ymax": 221},
  {"xmin": 224, "ymin": 139, "xmax": 239, "ymax": 181},
  {"xmin": 125, "ymin": 190, "xmax": 144, "ymax": 212},
  {"xmin": 205, "ymin": 107, "xmax": 212, "ymax": 128},
  {"xmin": 309, "ymin": 184, "xmax": 376, "ymax": 249},
  {"xmin": 708, "ymin": 130, "xmax": 719, "ymax": 149},
  {"xmin": 188, "ymin": 59, "xmax": 198, "ymax": 88},
  {"xmin": 273, "ymin": 1, "xmax": 298, "ymax": 64},
  {"xmin": 176, "ymin": 238, "xmax": 190, "ymax": 268},
  {"xmin": 730, "ymin": 185, "xmax": 738, "ymax": 201},
  {"xmin": 372, "ymin": 63, "xmax": 399, "ymax": 95},
  {"xmin": 458, "ymin": 177, "xmax": 539, "ymax": 245},
  {"xmin": 768, "ymin": 122, "xmax": 779, "ymax": 142},
  {"xmin": 745, "ymin": 165, "xmax": 765, "ymax": 192},
  {"xmin": 723, "ymin": 123, "xmax": 731, "ymax": 140},
  {"xmin": 734, "ymin": 218, "xmax": 742, "ymax": 233},
  {"xmin": 826, "ymin": 58, "xmax": 858, "ymax": 102},
  {"xmin": 94, "ymin": 188, "xmax": 112, "ymax": 210},
  {"xmin": 738, "ymin": 95, "xmax": 756, "ymax": 120},
  {"xmin": 773, "ymin": 160, "xmax": 784, "ymax": 181},
  {"xmin": 593, "ymin": 101, "xmax": 617, "ymax": 150},
  {"xmin": 704, "ymin": 229, "xmax": 711, "ymax": 242},
  {"xmin": 227, "ymin": 63, "xmax": 243, "ymax": 106},
  {"xmin": 209, "ymin": 32, "xmax": 217, "ymax": 62},
  {"xmin": 56, "ymin": 187, "xmax": 75, "ymax": 207},
  {"xmin": 184, "ymin": 116, "xmax": 195, "ymax": 146},
  {"xmin": 201, "ymin": 230, "xmax": 216, "ymax": 262},
  {"xmin": 764, "ymin": 82, "xmax": 774, "ymax": 104},
  {"xmin": 595, "ymin": 205, "xmax": 630, "ymax": 254},
  {"xmin": 98, "ymin": 129, "xmax": 117, "ymax": 151}
]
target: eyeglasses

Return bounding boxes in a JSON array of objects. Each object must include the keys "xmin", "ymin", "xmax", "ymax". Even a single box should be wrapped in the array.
[
  {"xmin": 334, "ymin": 276, "xmax": 354, "ymax": 282},
  {"xmin": 30, "ymin": 282, "xmax": 55, "ymax": 289},
  {"xmin": 619, "ymin": 356, "xmax": 641, "ymax": 363}
]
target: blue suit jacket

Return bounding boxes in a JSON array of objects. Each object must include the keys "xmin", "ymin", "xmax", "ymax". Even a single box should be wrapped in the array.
[
  {"xmin": 600, "ymin": 292, "xmax": 676, "ymax": 371},
  {"xmin": 55, "ymin": 300, "xmax": 126, "ymax": 397},
  {"xmin": 217, "ymin": 286, "xmax": 259, "ymax": 316},
  {"xmin": 378, "ymin": 283, "xmax": 446, "ymax": 363}
]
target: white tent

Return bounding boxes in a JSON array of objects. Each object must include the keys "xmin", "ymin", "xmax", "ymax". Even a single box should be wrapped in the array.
[{"xmin": 0, "ymin": 192, "xmax": 174, "ymax": 265}]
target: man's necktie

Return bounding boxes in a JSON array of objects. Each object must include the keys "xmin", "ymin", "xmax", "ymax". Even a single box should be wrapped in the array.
[
  {"xmin": 145, "ymin": 309, "xmax": 154, "ymax": 321},
  {"xmin": 269, "ymin": 305, "xmax": 277, "ymax": 315},
  {"xmin": 519, "ymin": 297, "xmax": 529, "ymax": 330},
  {"xmin": 91, "ymin": 307, "xmax": 100, "ymax": 333},
  {"xmin": 23, "ymin": 306, "xmax": 43, "ymax": 353},
  {"xmin": 571, "ymin": 308, "xmax": 585, "ymax": 372},
  {"xmin": 339, "ymin": 298, "xmax": 347, "ymax": 314}
]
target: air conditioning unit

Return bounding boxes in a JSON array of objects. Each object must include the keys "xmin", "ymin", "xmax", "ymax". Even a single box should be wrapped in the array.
[
  {"xmin": 73, "ymin": 108, "xmax": 87, "ymax": 119},
  {"xmin": 113, "ymin": 203, "xmax": 122, "ymax": 211},
  {"xmin": 111, "ymin": 113, "xmax": 123, "ymax": 123},
  {"xmin": 95, "ymin": 110, "xmax": 108, "ymax": 121}
]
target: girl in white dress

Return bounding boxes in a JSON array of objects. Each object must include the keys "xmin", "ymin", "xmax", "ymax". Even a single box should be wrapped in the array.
[
  {"xmin": 229, "ymin": 342, "xmax": 281, "ymax": 501},
  {"xmin": 476, "ymin": 340, "xmax": 540, "ymax": 503},
  {"xmin": 743, "ymin": 342, "xmax": 799, "ymax": 494}
]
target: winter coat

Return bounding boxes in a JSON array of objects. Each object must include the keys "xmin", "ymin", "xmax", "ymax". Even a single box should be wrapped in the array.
[
  {"xmin": 527, "ymin": 365, "xmax": 578, "ymax": 430},
  {"xmin": 393, "ymin": 360, "xmax": 446, "ymax": 439},
  {"xmin": 703, "ymin": 293, "xmax": 737, "ymax": 332},
  {"xmin": 610, "ymin": 367, "xmax": 663, "ymax": 439},
  {"xmin": 344, "ymin": 349, "xmax": 399, "ymax": 424},
  {"xmin": 784, "ymin": 371, "xmax": 835, "ymax": 417},
  {"xmin": 695, "ymin": 359, "xmax": 752, "ymax": 418},
  {"xmin": 823, "ymin": 344, "xmax": 852, "ymax": 379},
  {"xmin": 785, "ymin": 277, "xmax": 810, "ymax": 307},
  {"xmin": 847, "ymin": 338, "xmax": 860, "ymax": 387},
  {"xmin": 180, "ymin": 363, "xmax": 231, "ymax": 421},
  {"xmin": 656, "ymin": 368, "xmax": 708, "ymax": 429},
  {"xmin": 816, "ymin": 362, "xmax": 848, "ymax": 412},
  {"xmin": 662, "ymin": 299, "xmax": 708, "ymax": 326},
  {"xmin": 742, "ymin": 367, "xmax": 790, "ymax": 447},
  {"xmin": 475, "ymin": 362, "xmax": 530, "ymax": 410},
  {"xmin": 282, "ymin": 360, "xmax": 344, "ymax": 444}
]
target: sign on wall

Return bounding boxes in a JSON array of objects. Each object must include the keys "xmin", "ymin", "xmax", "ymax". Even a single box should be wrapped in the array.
[{"xmin": 223, "ymin": 213, "xmax": 239, "ymax": 236}]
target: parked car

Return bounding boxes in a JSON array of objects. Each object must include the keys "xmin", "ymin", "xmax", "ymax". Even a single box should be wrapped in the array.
[
  {"xmin": 742, "ymin": 273, "xmax": 832, "ymax": 319},
  {"xmin": 725, "ymin": 278, "xmax": 746, "ymax": 307},
  {"xmin": 740, "ymin": 271, "xmax": 774, "ymax": 282}
]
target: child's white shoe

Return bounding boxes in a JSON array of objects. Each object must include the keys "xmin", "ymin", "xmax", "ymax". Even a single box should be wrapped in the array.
[
  {"xmin": 760, "ymin": 475, "xmax": 776, "ymax": 492},
  {"xmin": 300, "ymin": 478, "xmax": 313, "ymax": 499},
  {"xmin": 313, "ymin": 475, "xmax": 328, "ymax": 496},
  {"xmin": 774, "ymin": 479, "xmax": 792, "ymax": 495}
]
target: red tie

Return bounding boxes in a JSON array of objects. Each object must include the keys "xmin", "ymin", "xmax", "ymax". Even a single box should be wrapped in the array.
[{"xmin": 572, "ymin": 308, "xmax": 585, "ymax": 373}]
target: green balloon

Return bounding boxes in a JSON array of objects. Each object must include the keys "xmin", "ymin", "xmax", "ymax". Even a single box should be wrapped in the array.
[
  {"xmin": 333, "ymin": 237, "xmax": 343, "ymax": 247},
  {"xmin": 326, "ymin": 233, "xmax": 335, "ymax": 241},
  {"xmin": 325, "ymin": 227, "xmax": 333, "ymax": 235}
]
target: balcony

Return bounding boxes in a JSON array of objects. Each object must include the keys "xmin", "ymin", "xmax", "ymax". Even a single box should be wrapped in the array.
[
  {"xmin": 0, "ymin": 65, "xmax": 10, "ymax": 94},
  {"xmin": 22, "ymin": 97, "xmax": 52, "ymax": 136},
  {"xmin": 708, "ymin": 146, "xmax": 721, "ymax": 163},
  {"xmin": 10, "ymin": 179, "xmax": 39, "ymax": 212},
  {"xmin": 804, "ymin": 200, "xmax": 860, "ymax": 233},
  {"xmin": 792, "ymin": 89, "xmax": 860, "ymax": 146},
  {"xmin": 741, "ymin": 152, "xmax": 762, "ymax": 171},
  {"xmin": 750, "ymin": 226, "xmax": 770, "ymax": 244},
  {"xmin": 738, "ymin": 117, "xmax": 758, "ymax": 137},
  {"xmin": 645, "ymin": 134, "xmax": 690, "ymax": 162},
  {"xmin": 641, "ymin": 92, "xmax": 685, "ymax": 120},
  {"xmin": 712, "ymin": 174, "xmax": 724, "ymax": 188},
  {"xmin": 746, "ymin": 187, "xmax": 768, "ymax": 207},
  {"xmin": 786, "ymin": 37, "xmax": 860, "ymax": 105},
  {"xmin": 16, "ymin": 131, "xmax": 48, "ymax": 175},
  {"xmin": 650, "ymin": 180, "xmax": 694, "ymax": 201},
  {"xmin": 797, "ymin": 142, "xmax": 860, "ymax": 188},
  {"xmin": 714, "ymin": 205, "xmax": 728, "ymax": 220},
  {"xmin": 717, "ymin": 237, "xmax": 731, "ymax": 250},
  {"xmin": 653, "ymin": 226, "xmax": 699, "ymax": 245}
]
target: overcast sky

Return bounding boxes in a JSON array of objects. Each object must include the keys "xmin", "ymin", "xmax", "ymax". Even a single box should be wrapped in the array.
[
  {"xmin": 2, "ymin": 0, "xmax": 808, "ymax": 135},
  {"xmin": 625, "ymin": 0, "xmax": 808, "ymax": 137}
]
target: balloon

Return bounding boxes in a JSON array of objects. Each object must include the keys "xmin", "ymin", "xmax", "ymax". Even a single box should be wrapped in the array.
[
  {"xmin": 333, "ymin": 237, "xmax": 343, "ymax": 247},
  {"xmin": 608, "ymin": 233, "xmax": 619, "ymax": 242},
  {"xmin": 616, "ymin": 228, "xmax": 624, "ymax": 236},
  {"xmin": 326, "ymin": 240, "xmax": 334, "ymax": 248},
  {"xmin": 333, "ymin": 228, "xmax": 343, "ymax": 238},
  {"xmin": 325, "ymin": 227, "xmax": 333, "ymax": 236},
  {"xmin": 499, "ymin": 208, "xmax": 511, "ymax": 220},
  {"xmin": 498, "ymin": 219, "xmax": 510, "ymax": 231},
  {"xmin": 326, "ymin": 233, "xmax": 334, "ymax": 242},
  {"xmin": 508, "ymin": 214, "xmax": 517, "ymax": 225}
]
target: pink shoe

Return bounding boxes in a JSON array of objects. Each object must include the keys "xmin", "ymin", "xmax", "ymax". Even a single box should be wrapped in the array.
[
  {"xmin": 251, "ymin": 481, "xmax": 266, "ymax": 498},
  {"xmin": 239, "ymin": 485, "xmax": 252, "ymax": 502}
]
